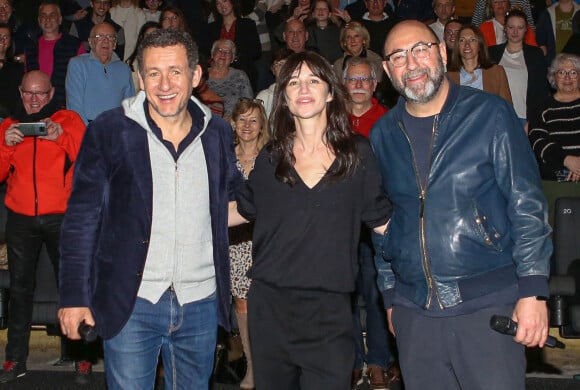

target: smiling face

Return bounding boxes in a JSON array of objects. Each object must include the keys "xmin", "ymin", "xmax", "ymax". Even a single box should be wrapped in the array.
[
  {"xmin": 458, "ymin": 28, "xmax": 479, "ymax": 62},
  {"xmin": 38, "ymin": 4, "xmax": 62, "ymax": 37},
  {"xmin": 20, "ymin": 71, "xmax": 55, "ymax": 114},
  {"xmin": 443, "ymin": 21, "xmax": 461, "ymax": 50},
  {"xmin": 234, "ymin": 107, "xmax": 263, "ymax": 143},
  {"xmin": 0, "ymin": 26, "xmax": 10, "ymax": 57},
  {"xmin": 555, "ymin": 61, "xmax": 579, "ymax": 94},
  {"xmin": 215, "ymin": 0, "xmax": 233, "ymax": 17},
  {"xmin": 91, "ymin": 0, "xmax": 111, "ymax": 17},
  {"xmin": 139, "ymin": 44, "xmax": 201, "ymax": 123},
  {"xmin": 284, "ymin": 62, "xmax": 332, "ymax": 120},
  {"xmin": 211, "ymin": 41, "xmax": 234, "ymax": 69},
  {"xmin": 383, "ymin": 21, "xmax": 447, "ymax": 104},
  {"xmin": 0, "ymin": 0, "xmax": 12, "ymax": 24}
]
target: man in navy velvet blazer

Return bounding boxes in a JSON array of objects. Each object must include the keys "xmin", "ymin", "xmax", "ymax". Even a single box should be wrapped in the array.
[{"xmin": 58, "ymin": 28, "xmax": 241, "ymax": 389}]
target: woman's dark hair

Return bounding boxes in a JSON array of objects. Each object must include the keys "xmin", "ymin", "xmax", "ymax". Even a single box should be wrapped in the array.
[
  {"xmin": 126, "ymin": 21, "xmax": 160, "ymax": 71},
  {"xmin": 211, "ymin": 0, "xmax": 242, "ymax": 21},
  {"xmin": 0, "ymin": 23, "xmax": 15, "ymax": 60},
  {"xmin": 269, "ymin": 51, "xmax": 357, "ymax": 185},
  {"xmin": 505, "ymin": 9, "xmax": 528, "ymax": 27},
  {"xmin": 160, "ymin": 5, "xmax": 191, "ymax": 34},
  {"xmin": 448, "ymin": 24, "xmax": 493, "ymax": 71},
  {"xmin": 272, "ymin": 47, "xmax": 294, "ymax": 64}
]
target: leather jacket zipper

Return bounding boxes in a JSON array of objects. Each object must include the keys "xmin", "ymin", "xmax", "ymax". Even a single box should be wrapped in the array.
[{"xmin": 397, "ymin": 116, "xmax": 443, "ymax": 309}]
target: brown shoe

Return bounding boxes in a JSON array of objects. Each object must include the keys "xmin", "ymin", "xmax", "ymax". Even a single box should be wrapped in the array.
[
  {"xmin": 366, "ymin": 364, "xmax": 388, "ymax": 390},
  {"xmin": 385, "ymin": 361, "xmax": 402, "ymax": 390},
  {"xmin": 351, "ymin": 368, "xmax": 363, "ymax": 390}
]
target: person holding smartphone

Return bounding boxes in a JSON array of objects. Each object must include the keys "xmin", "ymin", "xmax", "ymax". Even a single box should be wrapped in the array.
[{"xmin": 0, "ymin": 70, "xmax": 86, "ymax": 384}]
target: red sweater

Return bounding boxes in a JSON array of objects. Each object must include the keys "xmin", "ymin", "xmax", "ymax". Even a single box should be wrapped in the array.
[
  {"xmin": 349, "ymin": 98, "xmax": 388, "ymax": 138},
  {"xmin": 0, "ymin": 110, "xmax": 86, "ymax": 216}
]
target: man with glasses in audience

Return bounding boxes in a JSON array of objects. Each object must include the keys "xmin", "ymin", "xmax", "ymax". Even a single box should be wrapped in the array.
[
  {"xmin": 429, "ymin": 0, "xmax": 455, "ymax": 42},
  {"xmin": 23, "ymin": 1, "xmax": 85, "ymax": 108},
  {"xmin": 0, "ymin": 70, "xmax": 86, "ymax": 383},
  {"xmin": 65, "ymin": 22, "xmax": 134, "ymax": 124},
  {"xmin": 69, "ymin": 0, "xmax": 126, "ymax": 59},
  {"xmin": 443, "ymin": 19, "xmax": 461, "ymax": 59},
  {"xmin": 370, "ymin": 20, "xmax": 551, "ymax": 389}
]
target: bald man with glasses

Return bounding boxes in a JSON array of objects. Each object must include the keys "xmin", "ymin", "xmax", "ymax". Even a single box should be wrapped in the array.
[{"xmin": 65, "ymin": 22, "xmax": 134, "ymax": 124}]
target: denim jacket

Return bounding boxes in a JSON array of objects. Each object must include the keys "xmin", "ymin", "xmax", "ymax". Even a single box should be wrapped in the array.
[{"xmin": 369, "ymin": 81, "xmax": 552, "ymax": 310}]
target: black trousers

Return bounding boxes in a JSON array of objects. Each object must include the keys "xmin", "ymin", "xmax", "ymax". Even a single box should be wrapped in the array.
[
  {"xmin": 248, "ymin": 281, "xmax": 354, "ymax": 390},
  {"xmin": 5, "ymin": 211, "xmax": 62, "ymax": 363}
]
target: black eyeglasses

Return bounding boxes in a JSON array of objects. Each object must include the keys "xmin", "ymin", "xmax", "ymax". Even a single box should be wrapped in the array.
[{"xmin": 384, "ymin": 42, "xmax": 439, "ymax": 67}]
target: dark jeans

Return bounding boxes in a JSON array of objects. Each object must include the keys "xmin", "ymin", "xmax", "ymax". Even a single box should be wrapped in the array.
[
  {"xmin": 353, "ymin": 234, "xmax": 391, "ymax": 369},
  {"xmin": 5, "ymin": 211, "xmax": 62, "ymax": 363}
]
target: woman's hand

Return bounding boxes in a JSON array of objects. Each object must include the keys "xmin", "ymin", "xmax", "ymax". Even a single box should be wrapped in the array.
[{"xmin": 563, "ymin": 155, "xmax": 580, "ymax": 179}]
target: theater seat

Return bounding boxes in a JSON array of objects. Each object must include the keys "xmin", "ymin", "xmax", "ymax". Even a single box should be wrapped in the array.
[{"xmin": 549, "ymin": 197, "xmax": 580, "ymax": 338}]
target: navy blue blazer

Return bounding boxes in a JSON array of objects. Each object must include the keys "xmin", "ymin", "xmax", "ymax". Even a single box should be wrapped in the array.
[{"xmin": 59, "ymin": 97, "xmax": 241, "ymax": 339}]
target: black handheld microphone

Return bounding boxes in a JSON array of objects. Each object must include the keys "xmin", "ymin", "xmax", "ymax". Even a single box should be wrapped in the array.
[
  {"xmin": 78, "ymin": 321, "xmax": 98, "ymax": 343},
  {"xmin": 490, "ymin": 315, "xmax": 565, "ymax": 349}
]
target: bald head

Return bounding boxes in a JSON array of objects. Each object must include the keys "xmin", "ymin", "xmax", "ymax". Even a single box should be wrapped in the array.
[
  {"xmin": 384, "ymin": 20, "xmax": 440, "ymax": 58},
  {"xmin": 382, "ymin": 20, "xmax": 448, "ymax": 110},
  {"xmin": 20, "ymin": 70, "xmax": 54, "ymax": 114},
  {"xmin": 21, "ymin": 70, "xmax": 52, "ymax": 91}
]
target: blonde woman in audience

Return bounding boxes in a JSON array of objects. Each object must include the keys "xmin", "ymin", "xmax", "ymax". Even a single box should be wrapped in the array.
[
  {"xmin": 333, "ymin": 21, "xmax": 384, "ymax": 83},
  {"xmin": 110, "ymin": 0, "xmax": 146, "ymax": 60},
  {"xmin": 228, "ymin": 98, "xmax": 269, "ymax": 390}
]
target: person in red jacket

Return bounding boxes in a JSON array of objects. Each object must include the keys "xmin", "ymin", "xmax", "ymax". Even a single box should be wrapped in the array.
[
  {"xmin": 0, "ymin": 70, "xmax": 86, "ymax": 384},
  {"xmin": 344, "ymin": 56, "xmax": 388, "ymax": 138}
]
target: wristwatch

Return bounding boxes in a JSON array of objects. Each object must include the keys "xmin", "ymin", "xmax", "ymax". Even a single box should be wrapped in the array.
[{"xmin": 535, "ymin": 296, "xmax": 549, "ymax": 301}]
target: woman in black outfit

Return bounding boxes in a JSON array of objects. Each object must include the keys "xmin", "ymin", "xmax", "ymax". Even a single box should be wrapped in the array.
[{"xmin": 230, "ymin": 51, "xmax": 392, "ymax": 389}]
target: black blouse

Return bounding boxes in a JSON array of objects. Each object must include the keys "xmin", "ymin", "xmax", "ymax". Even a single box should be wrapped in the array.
[{"xmin": 236, "ymin": 136, "xmax": 391, "ymax": 293}]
